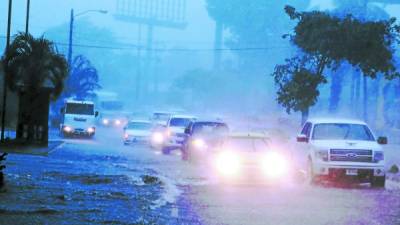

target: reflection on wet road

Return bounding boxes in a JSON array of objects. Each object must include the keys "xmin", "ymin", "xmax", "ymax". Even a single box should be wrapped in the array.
[{"xmin": 0, "ymin": 127, "xmax": 399, "ymax": 225}]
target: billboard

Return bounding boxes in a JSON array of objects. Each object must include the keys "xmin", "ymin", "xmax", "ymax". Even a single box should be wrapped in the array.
[{"xmin": 115, "ymin": 0, "xmax": 187, "ymax": 29}]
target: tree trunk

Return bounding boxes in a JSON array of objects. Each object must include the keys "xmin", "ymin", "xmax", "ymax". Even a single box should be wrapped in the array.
[
  {"xmin": 375, "ymin": 75, "xmax": 385, "ymax": 129},
  {"xmin": 363, "ymin": 76, "xmax": 368, "ymax": 121},
  {"xmin": 350, "ymin": 68, "xmax": 355, "ymax": 107},
  {"xmin": 355, "ymin": 70, "xmax": 361, "ymax": 116},
  {"xmin": 301, "ymin": 108, "xmax": 309, "ymax": 126},
  {"xmin": 329, "ymin": 71, "xmax": 344, "ymax": 113}
]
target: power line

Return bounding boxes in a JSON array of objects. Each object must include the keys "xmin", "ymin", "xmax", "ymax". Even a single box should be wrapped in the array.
[{"xmin": 0, "ymin": 35, "xmax": 292, "ymax": 52}]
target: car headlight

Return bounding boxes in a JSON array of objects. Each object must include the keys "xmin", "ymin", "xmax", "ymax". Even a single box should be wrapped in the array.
[
  {"xmin": 63, "ymin": 126, "xmax": 72, "ymax": 132},
  {"xmin": 192, "ymin": 139, "xmax": 206, "ymax": 149},
  {"xmin": 315, "ymin": 150, "xmax": 329, "ymax": 162},
  {"xmin": 87, "ymin": 127, "xmax": 95, "ymax": 133},
  {"xmin": 374, "ymin": 151, "xmax": 384, "ymax": 162},
  {"xmin": 261, "ymin": 152, "xmax": 288, "ymax": 178},
  {"xmin": 115, "ymin": 120, "xmax": 121, "ymax": 125},
  {"xmin": 103, "ymin": 119, "xmax": 109, "ymax": 125},
  {"xmin": 215, "ymin": 151, "xmax": 241, "ymax": 176},
  {"xmin": 124, "ymin": 133, "xmax": 129, "ymax": 139},
  {"xmin": 152, "ymin": 132, "xmax": 164, "ymax": 144}
]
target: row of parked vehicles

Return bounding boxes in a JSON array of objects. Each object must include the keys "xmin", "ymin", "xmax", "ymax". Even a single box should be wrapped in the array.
[{"xmin": 123, "ymin": 112, "xmax": 388, "ymax": 187}]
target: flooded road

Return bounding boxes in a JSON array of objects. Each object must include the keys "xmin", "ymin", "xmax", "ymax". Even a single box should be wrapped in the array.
[{"xmin": 1, "ymin": 127, "xmax": 399, "ymax": 225}]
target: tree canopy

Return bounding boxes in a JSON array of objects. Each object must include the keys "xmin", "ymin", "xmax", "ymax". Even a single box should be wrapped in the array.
[
  {"xmin": 273, "ymin": 6, "xmax": 400, "ymax": 122},
  {"xmin": 65, "ymin": 55, "xmax": 101, "ymax": 100},
  {"xmin": 206, "ymin": 0, "xmax": 310, "ymax": 69},
  {"xmin": 2, "ymin": 33, "xmax": 68, "ymax": 100}
]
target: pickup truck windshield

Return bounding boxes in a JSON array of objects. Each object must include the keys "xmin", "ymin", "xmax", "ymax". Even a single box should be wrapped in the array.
[
  {"xmin": 66, "ymin": 103, "xmax": 94, "ymax": 115},
  {"xmin": 312, "ymin": 123, "xmax": 375, "ymax": 141}
]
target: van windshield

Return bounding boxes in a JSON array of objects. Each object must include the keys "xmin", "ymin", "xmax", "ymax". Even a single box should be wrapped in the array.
[{"xmin": 66, "ymin": 103, "xmax": 94, "ymax": 115}]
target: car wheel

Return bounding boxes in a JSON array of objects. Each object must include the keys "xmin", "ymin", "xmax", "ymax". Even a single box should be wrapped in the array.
[
  {"xmin": 162, "ymin": 147, "xmax": 170, "ymax": 155},
  {"xmin": 181, "ymin": 147, "xmax": 189, "ymax": 161},
  {"xmin": 371, "ymin": 176, "xmax": 385, "ymax": 188}
]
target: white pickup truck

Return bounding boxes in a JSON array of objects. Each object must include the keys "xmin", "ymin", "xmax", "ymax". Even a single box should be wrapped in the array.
[{"xmin": 295, "ymin": 118, "xmax": 387, "ymax": 187}]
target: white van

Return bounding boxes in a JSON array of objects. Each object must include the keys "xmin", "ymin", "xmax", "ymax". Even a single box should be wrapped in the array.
[{"xmin": 60, "ymin": 99, "xmax": 98, "ymax": 137}]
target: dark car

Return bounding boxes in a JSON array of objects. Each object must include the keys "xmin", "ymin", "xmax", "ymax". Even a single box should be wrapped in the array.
[{"xmin": 181, "ymin": 120, "xmax": 229, "ymax": 161}]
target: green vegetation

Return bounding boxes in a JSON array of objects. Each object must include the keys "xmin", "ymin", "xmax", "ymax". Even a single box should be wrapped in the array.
[{"xmin": 272, "ymin": 6, "xmax": 400, "ymax": 123}]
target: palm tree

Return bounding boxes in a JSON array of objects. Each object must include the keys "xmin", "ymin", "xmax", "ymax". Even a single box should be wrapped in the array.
[
  {"xmin": 2, "ymin": 33, "xmax": 68, "ymax": 144},
  {"xmin": 66, "ymin": 55, "xmax": 100, "ymax": 100}
]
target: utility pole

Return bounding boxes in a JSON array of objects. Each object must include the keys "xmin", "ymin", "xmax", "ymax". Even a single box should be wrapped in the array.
[
  {"xmin": 115, "ymin": 0, "xmax": 187, "ymax": 103},
  {"xmin": 213, "ymin": 21, "xmax": 223, "ymax": 70},
  {"xmin": 67, "ymin": 9, "xmax": 74, "ymax": 67},
  {"xmin": 67, "ymin": 9, "xmax": 107, "ymax": 67},
  {"xmin": 25, "ymin": 0, "xmax": 30, "ymax": 34},
  {"xmin": 135, "ymin": 25, "xmax": 142, "ymax": 102},
  {"xmin": 1, "ymin": 0, "xmax": 13, "ymax": 142}
]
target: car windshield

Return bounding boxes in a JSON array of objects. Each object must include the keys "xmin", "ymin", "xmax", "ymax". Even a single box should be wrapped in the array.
[
  {"xmin": 193, "ymin": 123, "xmax": 229, "ymax": 135},
  {"xmin": 223, "ymin": 138, "xmax": 270, "ymax": 152},
  {"xmin": 65, "ymin": 103, "xmax": 94, "ymax": 115},
  {"xmin": 169, "ymin": 118, "xmax": 193, "ymax": 127},
  {"xmin": 101, "ymin": 101, "xmax": 123, "ymax": 110},
  {"xmin": 312, "ymin": 123, "xmax": 375, "ymax": 141},
  {"xmin": 152, "ymin": 113, "xmax": 170, "ymax": 121},
  {"xmin": 127, "ymin": 122, "xmax": 152, "ymax": 130}
]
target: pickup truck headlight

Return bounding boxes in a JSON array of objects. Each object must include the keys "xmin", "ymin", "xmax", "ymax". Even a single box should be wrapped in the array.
[
  {"xmin": 316, "ymin": 150, "xmax": 329, "ymax": 162},
  {"xmin": 374, "ymin": 151, "xmax": 384, "ymax": 162}
]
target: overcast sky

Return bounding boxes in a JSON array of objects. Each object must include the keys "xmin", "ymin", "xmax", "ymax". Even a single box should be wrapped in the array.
[{"xmin": 1, "ymin": 0, "xmax": 399, "ymax": 51}]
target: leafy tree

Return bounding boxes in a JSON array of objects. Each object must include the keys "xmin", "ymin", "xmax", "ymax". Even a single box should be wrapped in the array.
[
  {"xmin": 3, "ymin": 33, "xmax": 68, "ymax": 99},
  {"xmin": 2, "ymin": 33, "xmax": 68, "ymax": 142},
  {"xmin": 65, "ymin": 55, "xmax": 100, "ymax": 100},
  {"xmin": 273, "ymin": 6, "xmax": 400, "ymax": 123},
  {"xmin": 273, "ymin": 56, "xmax": 327, "ymax": 124}
]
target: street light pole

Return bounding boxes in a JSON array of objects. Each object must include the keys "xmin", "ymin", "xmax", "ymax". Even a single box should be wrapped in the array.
[
  {"xmin": 25, "ymin": 0, "xmax": 30, "ymax": 34},
  {"xmin": 1, "ymin": 0, "xmax": 13, "ymax": 142},
  {"xmin": 67, "ymin": 9, "xmax": 107, "ymax": 67}
]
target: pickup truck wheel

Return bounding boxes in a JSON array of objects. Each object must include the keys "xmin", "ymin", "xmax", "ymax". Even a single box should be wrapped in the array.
[
  {"xmin": 371, "ymin": 176, "xmax": 385, "ymax": 188},
  {"xmin": 307, "ymin": 160, "xmax": 319, "ymax": 185}
]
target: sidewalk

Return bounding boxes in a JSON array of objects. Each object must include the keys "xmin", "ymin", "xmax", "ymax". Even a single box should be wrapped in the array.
[
  {"xmin": 0, "ymin": 141, "xmax": 64, "ymax": 156},
  {"xmin": 0, "ymin": 127, "xmax": 63, "ymax": 156}
]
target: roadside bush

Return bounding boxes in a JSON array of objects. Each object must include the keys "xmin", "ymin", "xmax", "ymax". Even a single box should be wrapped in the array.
[
  {"xmin": 389, "ymin": 164, "xmax": 399, "ymax": 174},
  {"xmin": 0, "ymin": 153, "xmax": 7, "ymax": 188},
  {"xmin": 141, "ymin": 175, "xmax": 162, "ymax": 185}
]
